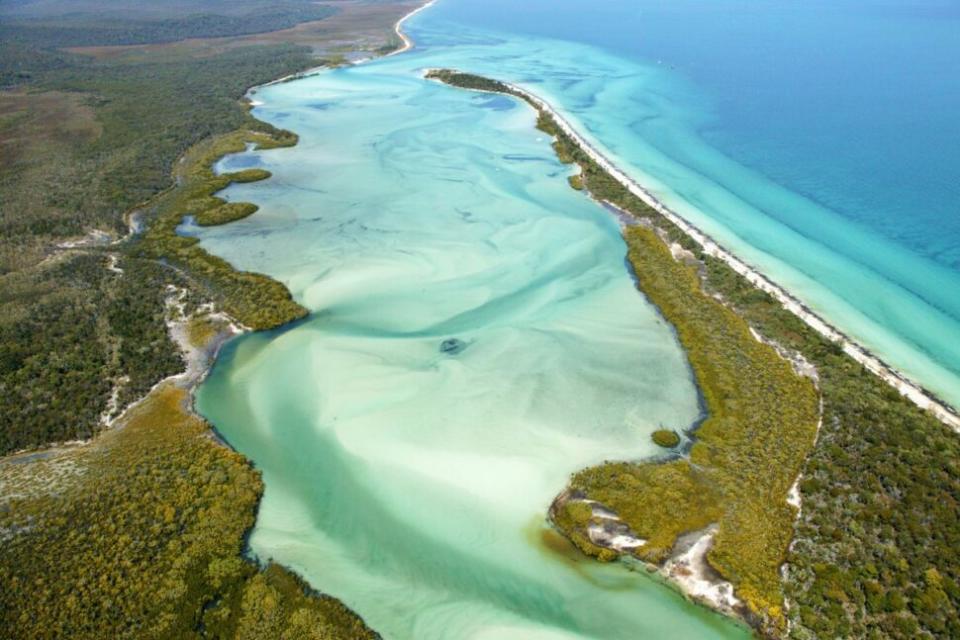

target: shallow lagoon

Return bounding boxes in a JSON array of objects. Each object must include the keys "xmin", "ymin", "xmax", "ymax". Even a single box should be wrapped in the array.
[{"xmin": 196, "ymin": 63, "xmax": 747, "ymax": 638}]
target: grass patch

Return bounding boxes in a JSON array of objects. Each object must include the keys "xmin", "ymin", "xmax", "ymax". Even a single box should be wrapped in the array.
[{"xmin": 187, "ymin": 314, "xmax": 229, "ymax": 349}]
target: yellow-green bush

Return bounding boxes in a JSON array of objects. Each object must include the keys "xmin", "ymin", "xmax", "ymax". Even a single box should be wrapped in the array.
[
  {"xmin": 564, "ymin": 146, "xmax": 819, "ymax": 633},
  {"xmin": 0, "ymin": 385, "xmax": 375, "ymax": 639},
  {"xmin": 195, "ymin": 202, "xmax": 259, "ymax": 226},
  {"xmin": 651, "ymin": 429, "xmax": 681, "ymax": 448}
]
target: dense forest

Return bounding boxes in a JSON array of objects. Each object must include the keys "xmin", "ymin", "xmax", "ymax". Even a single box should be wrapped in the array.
[
  {"xmin": 0, "ymin": 385, "xmax": 375, "ymax": 639},
  {"xmin": 0, "ymin": 5, "xmax": 338, "ymax": 47},
  {"xmin": 0, "ymin": 31, "xmax": 317, "ymax": 453},
  {"xmin": 430, "ymin": 69, "xmax": 960, "ymax": 639},
  {"xmin": 0, "ymin": 253, "xmax": 186, "ymax": 452},
  {"xmin": 0, "ymin": 0, "xmax": 340, "ymax": 47},
  {"xmin": 708, "ymin": 257, "xmax": 960, "ymax": 639}
]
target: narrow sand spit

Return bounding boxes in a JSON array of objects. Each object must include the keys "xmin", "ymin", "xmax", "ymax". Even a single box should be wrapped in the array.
[
  {"xmin": 387, "ymin": 0, "xmax": 438, "ymax": 56},
  {"xmin": 424, "ymin": 69, "xmax": 960, "ymax": 433}
]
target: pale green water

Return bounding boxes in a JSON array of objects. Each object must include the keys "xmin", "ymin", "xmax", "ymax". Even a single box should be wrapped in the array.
[{"xmin": 193, "ymin": 61, "xmax": 748, "ymax": 638}]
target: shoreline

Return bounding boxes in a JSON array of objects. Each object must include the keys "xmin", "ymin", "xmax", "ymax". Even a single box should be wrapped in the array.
[
  {"xmin": 387, "ymin": 0, "xmax": 438, "ymax": 56},
  {"xmin": 423, "ymin": 69, "xmax": 960, "ymax": 434},
  {"xmin": 4, "ymin": 2, "xmax": 946, "ymax": 633}
]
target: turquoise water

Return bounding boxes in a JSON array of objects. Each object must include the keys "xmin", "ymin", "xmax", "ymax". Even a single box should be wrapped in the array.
[
  {"xmin": 193, "ymin": 0, "xmax": 958, "ymax": 637},
  {"xmin": 195, "ymin": 63, "xmax": 747, "ymax": 638}
]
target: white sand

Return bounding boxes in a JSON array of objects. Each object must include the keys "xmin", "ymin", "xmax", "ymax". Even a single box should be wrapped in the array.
[
  {"xmin": 388, "ymin": 0, "xmax": 438, "ymax": 57},
  {"xmin": 663, "ymin": 527, "xmax": 742, "ymax": 615}
]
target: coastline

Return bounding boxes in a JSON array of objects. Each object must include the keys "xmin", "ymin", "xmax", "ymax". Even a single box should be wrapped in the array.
[
  {"xmin": 423, "ymin": 69, "xmax": 960, "ymax": 434},
  {"xmin": 0, "ymin": 5, "xmax": 439, "ymax": 482},
  {"xmin": 426, "ymin": 70, "xmax": 824, "ymax": 634},
  {"xmin": 387, "ymin": 0, "xmax": 438, "ymax": 56},
  {"xmin": 2, "ymin": 0, "xmax": 438, "ymax": 458},
  {"xmin": 0, "ymin": 7, "xmax": 423, "ymax": 639}
]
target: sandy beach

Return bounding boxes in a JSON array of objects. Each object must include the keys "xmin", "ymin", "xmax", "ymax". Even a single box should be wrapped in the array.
[{"xmin": 388, "ymin": 0, "xmax": 438, "ymax": 56}]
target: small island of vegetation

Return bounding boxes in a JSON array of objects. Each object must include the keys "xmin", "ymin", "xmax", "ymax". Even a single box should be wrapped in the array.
[{"xmin": 651, "ymin": 429, "xmax": 681, "ymax": 448}]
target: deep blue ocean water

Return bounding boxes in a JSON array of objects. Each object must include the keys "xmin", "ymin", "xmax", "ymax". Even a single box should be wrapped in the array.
[{"xmin": 405, "ymin": 0, "xmax": 960, "ymax": 406}]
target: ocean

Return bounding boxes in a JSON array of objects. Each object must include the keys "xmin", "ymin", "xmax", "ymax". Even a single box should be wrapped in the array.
[{"xmin": 405, "ymin": 0, "xmax": 960, "ymax": 407}]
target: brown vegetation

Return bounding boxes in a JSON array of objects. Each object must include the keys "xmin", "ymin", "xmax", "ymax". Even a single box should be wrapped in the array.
[{"xmin": 64, "ymin": 1, "xmax": 422, "ymax": 63}]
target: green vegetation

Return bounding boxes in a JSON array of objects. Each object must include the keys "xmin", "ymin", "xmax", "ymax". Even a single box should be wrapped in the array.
[
  {"xmin": 564, "ymin": 222, "xmax": 819, "ymax": 630},
  {"xmin": 425, "ymin": 70, "xmax": 512, "ymax": 94},
  {"xmin": 0, "ymin": 253, "xmax": 187, "ymax": 453},
  {"xmin": 651, "ymin": 429, "xmax": 681, "ymax": 448},
  {"xmin": 0, "ymin": 42, "xmax": 78, "ymax": 85},
  {"xmin": 132, "ymin": 128, "xmax": 308, "ymax": 330},
  {"xmin": 550, "ymin": 499, "xmax": 621, "ymax": 563},
  {"xmin": 1, "ymin": 42, "xmax": 320, "ymax": 289},
  {"xmin": 0, "ymin": 384, "xmax": 375, "ymax": 639},
  {"xmin": 0, "ymin": 4, "xmax": 409, "ymax": 637},
  {"xmin": 704, "ymin": 257, "xmax": 960, "ymax": 639},
  {"xmin": 228, "ymin": 168, "xmax": 272, "ymax": 183},
  {"xmin": 195, "ymin": 202, "xmax": 260, "ymax": 226},
  {"xmin": 3, "ymin": 44, "xmax": 317, "ymax": 259},
  {"xmin": 432, "ymin": 69, "xmax": 960, "ymax": 639},
  {"xmin": 187, "ymin": 314, "xmax": 230, "ymax": 349},
  {"xmin": 2, "ymin": 0, "xmax": 416, "ymax": 457},
  {"xmin": 0, "ymin": 33, "xmax": 315, "ymax": 455}
]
